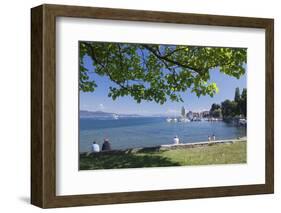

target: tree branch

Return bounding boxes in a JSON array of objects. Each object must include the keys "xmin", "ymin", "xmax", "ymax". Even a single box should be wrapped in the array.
[{"xmin": 141, "ymin": 44, "xmax": 201, "ymax": 75}]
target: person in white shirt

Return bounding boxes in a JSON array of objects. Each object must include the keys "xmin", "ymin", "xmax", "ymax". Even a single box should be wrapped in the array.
[
  {"xmin": 91, "ymin": 141, "xmax": 100, "ymax": 153},
  {"xmin": 173, "ymin": 136, "xmax": 180, "ymax": 145}
]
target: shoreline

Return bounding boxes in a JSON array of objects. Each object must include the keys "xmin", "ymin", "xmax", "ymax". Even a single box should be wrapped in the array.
[
  {"xmin": 80, "ymin": 137, "xmax": 247, "ymax": 155},
  {"xmin": 160, "ymin": 137, "xmax": 247, "ymax": 150}
]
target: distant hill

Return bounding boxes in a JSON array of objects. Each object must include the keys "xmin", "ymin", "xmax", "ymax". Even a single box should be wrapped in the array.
[
  {"xmin": 79, "ymin": 110, "xmax": 141, "ymax": 117},
  {"xmin": 80, "ymin": 110, "xmax": 114, "ymax": 117}
]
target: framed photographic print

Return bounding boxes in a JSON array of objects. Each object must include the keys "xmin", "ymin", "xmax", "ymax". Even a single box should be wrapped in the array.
[{"xmin": 31, "ymin": 4, "xmax": 274, "ymax": 208}]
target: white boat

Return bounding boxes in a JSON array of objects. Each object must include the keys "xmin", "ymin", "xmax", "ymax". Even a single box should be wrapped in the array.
[
  {"xmin": 112, "ymin": 114, "xmax": 119, "ymax": 120},
  {"xmin": 179, "ymin": 118, "xmax": 190, "ymax": 123},
  {"xmin": 192, "ymin": 117, "xmax": 202, "ymax": 122},
  {"xmin": 239, "ymin": 118, "xmax": 247, "ymax": 126},
  {"xmin": 167, "ymin": 117, "xmax": 189, "ymax": 123},
  {"xmin": 166, "ymin": 118, "xmax": 172, "ymax": 122}
]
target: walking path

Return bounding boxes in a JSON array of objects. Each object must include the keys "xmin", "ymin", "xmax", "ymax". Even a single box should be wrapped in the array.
[{"xmin": 160, "ymin": 137, "xmax": 246, "ymax": 150}]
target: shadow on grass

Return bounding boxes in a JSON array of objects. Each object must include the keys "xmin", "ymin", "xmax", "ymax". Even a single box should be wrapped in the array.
[{"xmin": 80, "ymin": 151, "xmax": 180, "ymax": 170}]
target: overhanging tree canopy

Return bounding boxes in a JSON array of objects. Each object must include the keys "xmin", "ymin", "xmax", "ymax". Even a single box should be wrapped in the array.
[{"xmin": 79, "ymin": 42, "xmax": 246, "ymax": 104}]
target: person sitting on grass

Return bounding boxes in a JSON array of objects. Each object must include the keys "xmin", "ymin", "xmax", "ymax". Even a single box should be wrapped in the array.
[
  {"xmin": 173, "ymin": 136, "xmax": 179, "ymax": 145},
  {"xmin": 91, "ymin": 141, "xmax": 100, "ymax": 153},
  {"xmin": 102, "ymin": 138, "xmax": 112, "ymax": 151}
]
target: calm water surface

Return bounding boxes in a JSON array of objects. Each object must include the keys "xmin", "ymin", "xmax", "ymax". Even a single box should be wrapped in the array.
[{"xmin": 79, "ymin": 117, "xmax": 246, "ymax": 153}]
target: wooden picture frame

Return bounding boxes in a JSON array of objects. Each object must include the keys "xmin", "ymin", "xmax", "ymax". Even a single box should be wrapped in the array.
[{"xmin": 31, "ymin": 4, "xmax": 274, "ymax": 208}]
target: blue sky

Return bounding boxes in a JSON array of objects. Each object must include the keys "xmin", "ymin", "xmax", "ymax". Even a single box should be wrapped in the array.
[{"xmin": 80, "ymin": 54, "xmax": 246, "ymax": 116}]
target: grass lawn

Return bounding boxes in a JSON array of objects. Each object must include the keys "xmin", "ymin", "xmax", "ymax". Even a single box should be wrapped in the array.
[{"xmin": 79, "ymin": 141, "xmax": 246, "ymax": 170}]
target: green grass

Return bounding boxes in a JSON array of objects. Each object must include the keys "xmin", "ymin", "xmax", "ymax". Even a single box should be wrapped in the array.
[{"xmin": 79, "ymin": 141, "xmax": 246, "ymax": 170}]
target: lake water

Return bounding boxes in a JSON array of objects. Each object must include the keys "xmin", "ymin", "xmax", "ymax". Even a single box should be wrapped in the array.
[{"xmin": 79, "ymin": 117, "xmax": 246, "ymax": 153}]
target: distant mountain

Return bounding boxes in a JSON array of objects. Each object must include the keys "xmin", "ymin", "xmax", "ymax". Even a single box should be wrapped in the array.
[
  {"xmin": 79, "ymin": 110, "xmax": 141, "ymax": 117},
  {"xmin": 80, "ymin": 110, "xmax": 115, "ymax": 117}
]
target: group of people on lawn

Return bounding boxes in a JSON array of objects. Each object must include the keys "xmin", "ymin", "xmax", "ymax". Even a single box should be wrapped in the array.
[
  {"xmin": 173, "ymin": 134, "xmax": 216, "ymax": 145},
  {"xmin": 92, "ymin": 134, "xmax": 217, "ymax": 153},
  {"xmin": 91, "ymin": 138, "xmax": 111, "ymax": 153},
  {"xmin": 208, "ymin": 134, "xmax": 216, "ymax": 142}
]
